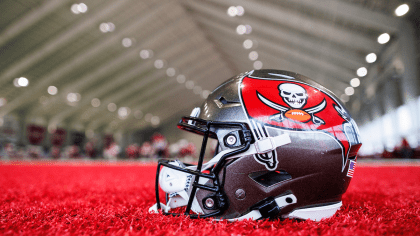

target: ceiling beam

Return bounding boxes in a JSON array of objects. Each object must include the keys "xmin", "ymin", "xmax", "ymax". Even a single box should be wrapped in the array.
[
  {"xmin": 0, "ymin": 1, "xmax": 178, "ymax": 117},
  {"xmin": 0, "ymin": 0, "xmax": 140, "ymax": 88},
  {"xmin": 186, "ymin": 0, "xmax": 381, "ymax": 53},
  {"xmin": 88, "ymin": 59, "xmax": 227, "ymax": 131},
  {"xmin": 198, "ymin": 16, "xmax": 356, "ymax": 83},
  {"xmin": 284, "ymin": 0, "xmax": 401, "ymax": 33},
  {"xmin": 0, "ymin": 0, "xmax": 73, "ymax": 47},
  {"xmin": 28, "ymin": 17, "xmax": 198, "ymax": 118},
  {"xmin": 190, "ymin": 4, "xmax": 365, "ymax": 70}
]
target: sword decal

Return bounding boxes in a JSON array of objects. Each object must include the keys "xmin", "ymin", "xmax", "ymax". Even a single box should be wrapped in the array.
[{"xmin": 257, "ymin": 92, "xmax": 326, "ymax": 124}]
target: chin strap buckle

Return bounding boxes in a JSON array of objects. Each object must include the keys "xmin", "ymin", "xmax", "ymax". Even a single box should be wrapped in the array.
[{"xmin": 250, "ymin": 197, "xmax": 281, "ymax": 220}]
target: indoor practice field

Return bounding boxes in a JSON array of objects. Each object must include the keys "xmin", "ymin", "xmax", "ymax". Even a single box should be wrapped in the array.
[{"xmin": 1, "ymin": 161, "xmax": 420, "ymax": 236}]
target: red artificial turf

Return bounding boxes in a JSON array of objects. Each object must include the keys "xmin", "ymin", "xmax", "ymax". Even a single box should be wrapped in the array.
[{"xmin": 1, "ymin": 161, "xmax": 420, "ymax": 235}]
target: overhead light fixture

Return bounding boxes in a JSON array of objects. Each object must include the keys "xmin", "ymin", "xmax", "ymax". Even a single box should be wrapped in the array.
[
  {"xmin": 245, "ymin": 25, "xmax": 252, "ymax": 34},
  {"xmin": 134, "ymin": 110, "xmax": 143, "ymax": 119},
  {"xmin": 340, "ymin": 94, "xmax": 349, "ymax": 103},
  {"xmin": 236, "ymin": 6, "xmax": 245, "ymax": 16},
  {"xmin": 378, "ymin": 33, "xmax": 390, "ymax": 44},
  {"xmin": 227, "ymin": 6, "xmax": 244, "ymax": 17},
  {"xmin": 151, "ymin": 116, "xmax": 160, "ymax": 127},
  {"xmin": 16, "ymin": 77, "xmax": 29, "ymax": 87},
  {"xmin": 202, "ymin": 90, "xmax": 211, "ymax": 99},
  {"xmin": 0, "ymin": 98, "xmax": 6, "ymax": 107},
  {"xmin": 67, "ymin": 93, "xmax": 77, "ymax": 102},
  {"xmin": 77, "ymin": 3, "xmax": 88, "ymax": 13},
  {"xmin": 253, "ymin": 61, "xmax": 263, "ymax": 69},
  {"xmin": 144, "ymin": 113, "xmax": 153, "ymax": 122},
  {"xmin": 108, "ymin": 103, "xmax": 117, "ymax": 112},
  {"xmin": 177, "ymin": 75, "xmax": 186, "ymax": 84},
  {"xmin": 166, "ymin": 68, "xmax": 176, "ymax": 77},
  {"xmin": 249, "ymin": 51, "xmax": 258, "ymax": 61},
  {"xmin": 154, "ymin": 59, "xmax": 164, "ymax": 69},
  {"xmin": 91, "ymin": 98, "xmax": 101, "ymax": 107},
  {"xmin": 366, "ymin": 53, "xmax": 377, "ymax": 63},
  {"xmin": 140, "ymin": 49, "xmax": 153, "ymax": 59},
  {"xmin": 243, "ymin": 39, "xmax": 253, "ymax": 49},
  {"xmin": 186, "ymin": 81, "xmax": 195, "ymax": 89},
  {"xmin": 122, "ymin": 38, "xmax": 133, "ymax": 47},
  {"xmin": 357, "ymin": 67, "xmax": 367, "ymax": 77},
  {"xmin": 118, "ymin": 107, "xmax": 130, "ymax": 119},
  {"xmin": 71, "ymin": 3, "xmax": 88, "ymax": 14},
  {"xmin": 236, "ymin": 25, "xmax": 246, "ymax": 35},
  {"xmin": 227, "ymin": 6, "xmax": 238, "ymax": 17},
  {"xmin": 193, "ymin": 86, "xmax": 202, "ymax": 95},
  {"xmin": 350, "ymin": 78, "xmax": 360, "ymax": 87},
  {"xmin": 48, "ymin": 86, "xmax": 58, "ymax": 95},
  {"xmin": 395, "ymin": 4, "xmax": 409, "ymax": 16},
  {"xmin": 99, "ymin": 22, "xmax": 115, "ymax": 33},
  {"xmin": 345, "ymin": 87, "xmax": 355, "ymax": 96}
]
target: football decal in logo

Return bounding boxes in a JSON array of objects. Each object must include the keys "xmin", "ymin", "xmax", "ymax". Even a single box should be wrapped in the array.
[{"xmin": 239, "ymin": 71, "xmax": 360, "ymax": 171}]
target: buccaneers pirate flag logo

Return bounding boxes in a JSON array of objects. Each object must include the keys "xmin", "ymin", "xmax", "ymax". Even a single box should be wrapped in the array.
[{"xmin": 239, "ymin": 71, "xmax": 361, "ymax": 171}]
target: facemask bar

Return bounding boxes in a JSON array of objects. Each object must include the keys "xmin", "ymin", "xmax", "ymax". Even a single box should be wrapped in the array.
[{"xmin": 155, "ymin": 116, "xmax": 252, "ymax": 218}]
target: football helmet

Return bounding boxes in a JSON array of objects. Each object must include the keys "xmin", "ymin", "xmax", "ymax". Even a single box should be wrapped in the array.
[{"xmin": 149, "ymin": 69, "xmax": 362, "ymax": 221}]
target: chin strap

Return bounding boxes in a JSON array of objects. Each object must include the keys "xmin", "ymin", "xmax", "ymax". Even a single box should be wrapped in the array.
[{"xmin": 227, "ymin": 193, "xmax": 297, "ymax": 221}]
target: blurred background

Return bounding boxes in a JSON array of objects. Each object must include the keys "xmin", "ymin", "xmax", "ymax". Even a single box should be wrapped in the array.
[{"xmin": 0, "ymin": 0, "xmax": 419, "ymax": 160}]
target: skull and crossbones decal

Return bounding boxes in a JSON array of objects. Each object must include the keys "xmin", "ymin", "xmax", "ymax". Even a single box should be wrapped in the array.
[{"xmin": 257, "ymin": 83, "xmax": 326, "ymax": 124}]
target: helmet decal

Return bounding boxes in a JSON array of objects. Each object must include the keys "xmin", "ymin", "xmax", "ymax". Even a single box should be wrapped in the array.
[{"xmin": 239, "ymin": 72, "xmax": 360, "ymax": 171}]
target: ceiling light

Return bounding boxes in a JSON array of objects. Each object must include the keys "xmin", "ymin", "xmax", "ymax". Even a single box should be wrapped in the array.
[
  {"xmin": 100, "ymin": 23, "xmax": 110, "ymax": 33},
  {"xmin": 253, "ymin": 61, "xmax": 263, "ymax": 69},
  {"xmin": 145, "ymin": 113, "xmax": 153, "ymax": 122},
  {"xmin": 245, "ymin": 25, "xmax": 252, "ymax": 34},
  {"xmin": 350, "ymin": 78, "xmax": 360, "ymax": 87},
  {"xmin": 13, "ymin": 78, "xmax": 20, "ymax": 87},
  {"xmin": 140, "ymin": 49, "xmax": 151, "ymax": 59},
  {"xmin": 177, "ymin": 75, "xmax": 186, "ymax": 83},
  {"xmin": 236, "ymin": 25, "xmax": 246, "ymax": 35},
  {"xmin": 71, "ymin": 4, "xmax": 80, "ymax": 14},
  {"xmin": 366, "ymin": 53, "xmax": 377, "ymax": 63},
  {"xmin": 108, "ymin": 103, "xmax": 117, "ymax": 112},
  {"xmin": 154, "ymin": 59, "xmax": 164, "ymax": 69},
  {"xmin": 67, "ymin": 93, "xmax": 77, "ymax": 102},
  {"xmin": 122, "ymin": 38, "xmax": 132, "ymax": 47},
  {"xmin": 236, "ymin": 6, "xmax": 245, "ymax": 16},
  {"xmin": 395, "ymin": 4, "xmax": 409, "ymax": 16},
  {"xmin": 340, "ymin": 94, "xmax": 349, "ymax": 103},
  {"xmin": 193, "ymin": 86, "xmax": 202, "ymax": 95},
  {"xmin": 107, "ymin": 22, "xmax": 115, "ymax": 32},
  {"xmin": 134, "ymin": 110, "xmax": 143, "ymax": 119},
  {"xmin": 77, "ymin": 3, "xmax": 88, "ymax": 13},
  {"xmin": 47, "ymin": 86, "xmax": 57, "ymax": 95},
  {"xmin": 0, "ymin": 98, "xmax": 6, "ymax": 107},
  {"xmin": 249, "ymin": 51, "xmax": 258, "ymax": 61},
  {"xmin": 357, "ymin": 67, "xmax": 367, "ymax": 77},
  {"xmin": 151, "ymin": 116, "xmax": 160, "ymax": 127},
  {"xmin": 118, "ymin": 107, "xmax": 130, "ymax": 119},
  {"xmin": 75, "ymin": 93, "xmax": 81, "ymax": 101},
  {"xmin": 227, "ymin": 6, "xmax": 237, "ymax": 17},
  {"xmin": 345, "ymin": 87, "xmax": 355, "ymax": 96},
  {"xmin": 17, "ymin": 77, "xmax": 29, "ymax": 87},
  {"xmin": 243, "ymin": 39, "xmax": 253, "ymax": 49},
  {"xmin": 378, "ymin": 33, "xmax": 390, "ymax": 44},
  {"xmin": 202, "ymin": 90, "xmax": 211, "ymax": 99},
  {"xmin": 91, "ymin": 98, "xmax": 100, "ymax": 107},
  {"xmin": 166, "ymin": 68, "xmax": 176, "ymax": 77},
  {"xmin": 186, "ymin": 81, "xmax": 195, "ymax": 89}
]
